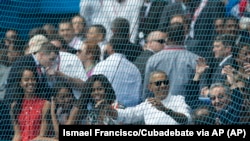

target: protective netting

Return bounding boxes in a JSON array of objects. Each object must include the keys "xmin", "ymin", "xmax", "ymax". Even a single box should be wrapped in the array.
[{"xmin": 0, "ymin": 0, "xmax": 250, "ymax": 140}]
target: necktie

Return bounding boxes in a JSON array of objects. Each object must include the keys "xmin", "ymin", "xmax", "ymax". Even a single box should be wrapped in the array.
[{"xmin": 37, "ymin": 65, "xmax": 45, "ymax": 80}]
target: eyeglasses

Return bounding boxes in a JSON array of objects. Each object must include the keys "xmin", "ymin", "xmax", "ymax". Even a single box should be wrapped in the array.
[
  {"xmin": 151, "ymin": 80, "xmax": 169, "ymax": 86},
  {"xmin": 152, "ymin": 39, "xmax": 166, "ymax": 44}
]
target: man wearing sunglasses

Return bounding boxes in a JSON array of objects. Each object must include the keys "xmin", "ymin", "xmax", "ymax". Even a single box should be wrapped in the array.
[
  {"xmin": 107, "ymin": 70, "xmax": 191, "ymax": 125},
  {"xmin": 133, "ymin": 31, "xmax": 167, "ymax": 85}
]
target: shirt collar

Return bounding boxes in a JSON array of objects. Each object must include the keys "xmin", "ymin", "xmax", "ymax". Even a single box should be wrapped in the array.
[
  {"xmin": 219, "ymin": 55, "xmax": 232, "ymax": 66},
  {"xmin": 32, "ymin": 53, "xmax": 40, "ymax": 66}
]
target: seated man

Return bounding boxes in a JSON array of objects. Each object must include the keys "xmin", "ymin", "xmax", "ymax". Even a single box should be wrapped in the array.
[{"xmin": 108, "ymin": 70, "xmax": 192, "ymax": 125}]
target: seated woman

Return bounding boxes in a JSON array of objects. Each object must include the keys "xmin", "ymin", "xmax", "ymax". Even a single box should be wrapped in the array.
[
  {"xmin": 76, "ymin": 74, "xmax": 124, "ymax": 125},
  {"xmin": 9, "ymin": 67, "xmax": 50, "ymax": 141}
]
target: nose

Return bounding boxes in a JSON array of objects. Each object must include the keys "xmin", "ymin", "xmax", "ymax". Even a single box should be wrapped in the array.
[{"xmin": 214, "ymin": 97, "xmax": 220, "ymax": 103}]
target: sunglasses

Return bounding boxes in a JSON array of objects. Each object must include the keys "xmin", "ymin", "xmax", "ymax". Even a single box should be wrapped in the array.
[
  {"xmin": 152, "ymin": 39, "xmax": 166, "ymax": 44},
  {"xmin": 151, "ymin": 80, "xmax": 169, "ymax": 86}
]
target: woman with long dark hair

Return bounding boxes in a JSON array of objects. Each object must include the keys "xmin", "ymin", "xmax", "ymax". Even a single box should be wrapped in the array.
[
  {"xmin": 77, "ymin": 74, "xmax": 123, "ymax": 125},
  {"xmin": 9, "ymin": 66, "xmax": 50, "ymax": 141}
]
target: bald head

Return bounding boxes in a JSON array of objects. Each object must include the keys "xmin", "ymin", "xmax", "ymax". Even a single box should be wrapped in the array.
[{"xmin": 146, "ymin": 31, "xmax": 167, "ymax": 52}]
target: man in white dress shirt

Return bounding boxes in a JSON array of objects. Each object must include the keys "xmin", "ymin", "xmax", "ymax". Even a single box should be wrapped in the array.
[
  {"xmin": 108, "ymin": 70, "xmax": 191, "ymax": 125},
  {"xmin": 92, "ymin": 36, "xmax": 142, "ymax": 107}
]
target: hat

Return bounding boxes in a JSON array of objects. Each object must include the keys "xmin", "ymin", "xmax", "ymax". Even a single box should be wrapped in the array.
[{"xmin": 28, "ymin": 34, "xmax": 48, "ymax": 54}]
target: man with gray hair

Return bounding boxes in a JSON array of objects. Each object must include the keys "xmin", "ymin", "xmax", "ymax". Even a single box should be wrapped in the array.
[
  {"xmin": 209, "ymin": 82, "xmax": 243, "ymax": 124},
  {"xmin": 26, "ymin": 35, "xmax": 88, "ymax": 99},
  {"xmin": 6, "ymin": 42, "xmax": 60, "ymax": 101}
]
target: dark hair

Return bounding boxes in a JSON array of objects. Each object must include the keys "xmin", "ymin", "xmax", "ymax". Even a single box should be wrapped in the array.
[
  {"xmin": 108, "ymin": 36, "xmax": 128, "ymax": 54},
  {"xmin": 7, "ymin": 67, "xmax": 38, "ymax": 121},
  {"xmin": 90, "ymin": 24, "xmax": 107, "ymax": 40},
  {"xmin": 48, "ymin": 34, "xmax": 69, "ymax": 50},
  {"xmin": 83, "ymin": 74, "xmax": 116, "ymax": 105},
  {"xmin": 111, "ymin": 17, "xmax": 130, "ymax": 38},
  {"xmin": 238, "ymin": 36, "xmax": 250, "ymax": 48},
  {"xmin": 52, "ymin": 82, "xmax": 76, "ymax": 109},
  {"xmin": 215, "ymin": 34, "xmax": 237, "ymax": 48},
  {"xmin": 53, "ymin": 82, "xmax": 73, "ymax": 97},
  {"xmin": 71, "ymin": 14, "xmax": 87, "ymax": 28},
  {"xmin": 38, "ymin": 42, "xmax": 60, "ymax": 56},
  {"xmin": 76, "ymin": 74, "xmax": 116, "ymax": 122},
  {"xmin": 225, "ymin": 16, "xmax": 239, "ymax": 24},
  {"xmin": 83, "ymin": 40, "xmax": 101, "ymax": 63},
  {"xmin": 166, "ymin": 23, "xmax": 185, "ymax": 45},
  {"xmin": 59, "ymin": 18, "xmax": 72, "ymax": 26},
  {"xmin": 29, "ymin": 27, "xmax": 47, "ymax": 39}
]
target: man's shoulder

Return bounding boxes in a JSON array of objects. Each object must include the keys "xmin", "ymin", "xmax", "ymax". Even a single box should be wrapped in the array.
[
  {"xmin": 59, "ymin": 51, "xmax": 79, "ymax": 60},
  {"xmin": 13, "ymin": 55, "xmax": 34, "ymax": 65}
]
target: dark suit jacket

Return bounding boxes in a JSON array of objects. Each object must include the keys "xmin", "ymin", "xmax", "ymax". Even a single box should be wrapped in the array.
[
  {"xmin": 185, "ymin": 1, "xmax": 225, "ymax": 60},
  {"xmin": 136, "ymin": 1, "xmax": 168, "ymax": 43},
  {"xmin": 5, "ymin": 54, "xmax": 53, "ymax": 102},
  {"xmin": 122, "ymin": 40, "xmax": 143, "ymax": 62},
  {"xmin": 133, "ymin": 49, "xmax": 154, "ymax": 83},
  {"xmin": 210, "ymin": 56, "xmax": 238, "ymax": 84},
  {"xmin": 200, "ymin": 55, "xmax": 238, "ymax": 88},
  {"xmin": 158, "ymin": 2, "xmax": 188, "ymax": 32}
]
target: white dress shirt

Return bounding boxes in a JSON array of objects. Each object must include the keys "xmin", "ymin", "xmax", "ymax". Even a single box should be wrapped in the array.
[
  {"xmin": 57, "ymin": 51, "xmax": 87, "ymax": 99},
  {"xmin": 69, "ymin": 36, "xmax": 83, "ymax": 50},
  {"xmin": 92, "ymin": 53, "xmax": 142, "ymax": 107},
  {"xmin": 80, "ymin": 0, "xmax": 144, "ymax": 43},
  {"xmin": 117, "ymin": 95, "xmax": 192, "ymax": 125}
]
